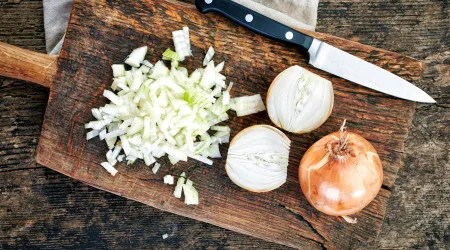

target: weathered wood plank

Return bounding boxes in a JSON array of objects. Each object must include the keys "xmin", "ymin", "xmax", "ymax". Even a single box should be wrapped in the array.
[{"xmin": 33, "ymin": 0, "xmax": 422, "ymax": 248}]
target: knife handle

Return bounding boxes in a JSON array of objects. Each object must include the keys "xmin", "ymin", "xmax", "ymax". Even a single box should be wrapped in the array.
[{"xmin": 195, "ymin": 0, "xmax": 314, "ymax": 51}]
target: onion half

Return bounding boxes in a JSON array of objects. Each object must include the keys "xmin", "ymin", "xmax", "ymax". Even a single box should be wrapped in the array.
[{"xmin": 226, "ymin": 125, "xmax": 291, "ymax": 192}]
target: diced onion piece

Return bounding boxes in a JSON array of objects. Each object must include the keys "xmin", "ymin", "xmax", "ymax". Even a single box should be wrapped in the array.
[
  {"xmin": 101, "ymin": 162, "xmax": 118, "ymax": 176},
  {"xmin": 143, "ymin": 60, "xmax": 154, "ymax": 68},
  {"xmin": 152, "ymin": 162, "xmax": 161, "ymax": 174},
  {"xmin": 172, "ymin": 29, "xmax": 191, "ymax": 61},
  {"xmin": 164, "ymin": 175, "xmax": 175, "ymax": 185},
  {"xmin": 203, "ymin": 46, "xmax": 215, "ymax": 66},
  {"xmin": 86, "ymin": 130, "xmax": 99, "ymax": 140},
  {"xmin": 208, "ymin": 143, "xmax": 221, "ymax": 158},
  {"xmin": 144, "ymin": 154, "xmax": 156, "ymax": 166},
  {"xmin": 183, "ymin": 27, "xmax": 191, "ymax": 54},
  {"xmin": 115, "ymin": 77, "xmax": 129, "ymax": 91},
  {"xmin": 162, "ymin": 144, "xmax": 188, "ymax": 162},
  {"xmin": 104, "ymin": 129, "xmax": 125, "ymax": 139},
  {"xmin": 125, "ymin": 71, "xmax": 133, "ymax": 85},
  {"xmin": 189, "ymin": 155, "xmax": 213, "ymax": 165},
  {"xmin": 173, "ymin": 172, "xmax": 186, "ymax": 198},
  {"xmin": 85, "ymin": 120, "xmax": 111, "ymax": 130},
  {"xmin": 215, "ymin": 61, "xmax": 225, "ymax": 73},
  {"xmin": 168, "ymin": 155, "xmax": 180, "ymax": 165},
  {"xmin": 99, "ymin": 129, "xmax": 107, "ymax": 140},
  {"xmin": 150, "ymin": 61, "xmax": 169, "ymax": 79},
  {"xmin": 211, "ymin": 126, "xmax": 230, "ymax": 132},
  {"xmin": 222, "ymin": 91, "xmax": 230, "ymax": 105},
  {"xmin": 124, "ymin": 46, "xmax": 147, "ymax": 67},
  {"xmin": 91, "ymin": 108, "xmax": 102, "ymax": 120},
  {"xmin": 111, "ymin": 146, "xmax": 122, "ymax": 159},
  {"xmin": 222, "ymin": 82, "xmax": 233, "ymax": 105},
  {"xmin": 162, "ymin": 48, "xmax": 180, "ymax": 62},
  {"xmin": 111, "ymin": 64, "xmax": 125, "ymax": 77},
  {"xmin": 162, "ymin": 234, "xmax": 169, "ymax": 239},
  {"xmin": 140, "ymin": 65, "xmax": 150, "ymax": 74},
  {"xmin": 199, "ymin": 61, "xmax": 217, "ymax": 90},
  {"xmin": 127, "ymin": 117, "xmax": 144, "ymax": 136},
  {"xmin": 231, "ymin": 94, "xmax": 266, "ymax": 117},
  {"xmin": 105, "ymin": 136, "xmax": 117, "ymax": 149},
  {"xmin": 183, "ymin": 180, "xmax": 199, "ymax": 205},
  {"xmin": 120, "ymin": 135, "xmax": 131, "ymax": 155},
  {"xmin": 131, "ymin": 69, "xmax": 143, "ymax": 91},
  {"xmin": 213, "ymin": 130, "xmax": 230, "ymax": 144},
  {"xmin": 103, "ymin": 90, "xmax": 123, "ymax": 105}
]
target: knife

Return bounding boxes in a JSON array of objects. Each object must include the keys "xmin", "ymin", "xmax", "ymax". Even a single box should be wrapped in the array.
[{"xmin": 195, "ymin": 0, "xmax": 435, "ymax": 103}]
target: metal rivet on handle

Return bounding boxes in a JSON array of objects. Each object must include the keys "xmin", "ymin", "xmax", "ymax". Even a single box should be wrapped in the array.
[
  {"xmin": 205, "ymin": 0, "xmax": 213, "ymax": 4},
  {"xmin": 285, "ymin": 31, "xmax": 294, "ymax": 40},
  {"xmin": 245, "ymin": 14, "xmax": 253, "ymax": 23}
]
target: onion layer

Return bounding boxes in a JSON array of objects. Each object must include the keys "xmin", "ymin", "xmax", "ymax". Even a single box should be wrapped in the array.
[{"xmin": 298, "ymin": 121, "xmax": 383, "ymax": 216}]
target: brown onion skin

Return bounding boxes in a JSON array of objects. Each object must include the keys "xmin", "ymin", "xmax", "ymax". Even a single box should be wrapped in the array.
[{"xmin": 299, "ymin": 131, "xmax": 383, "ymax": 216}]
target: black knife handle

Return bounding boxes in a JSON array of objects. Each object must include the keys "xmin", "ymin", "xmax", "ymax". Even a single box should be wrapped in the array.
[{"xmin": 195, "ymin": 0, "xmax": 314, "ymax": 51}]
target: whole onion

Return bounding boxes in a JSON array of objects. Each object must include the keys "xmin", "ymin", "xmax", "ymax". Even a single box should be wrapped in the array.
[{"xmin": 298, "ymin": 121, "xmax": 383, "ymax": 219}]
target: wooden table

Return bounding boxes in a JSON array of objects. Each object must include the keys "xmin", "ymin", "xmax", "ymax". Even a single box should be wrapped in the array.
[{"xmin": 1, "ymin": 0, "xmax": 448, "ymax": 248}]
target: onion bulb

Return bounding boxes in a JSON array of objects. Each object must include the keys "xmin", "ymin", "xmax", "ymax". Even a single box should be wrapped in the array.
[
  {"xmin": 267, "ymin": 65, "xmax": 334, "ymax": 133},
  {"xmin": 226, "ymin": 125, "xmax": 291, "ymax": 192},
  {"xmin": 299, "ymin": 120, "xmax": 383, "ymax": 218}
]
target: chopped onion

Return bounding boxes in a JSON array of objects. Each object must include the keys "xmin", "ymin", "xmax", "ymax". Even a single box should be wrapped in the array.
[
  {"xmin": 173, "ymin": 29, "xmax": 191, "ymax": 61},
  {"xmin": 164, "ymin": 175, "xmax": 174, "ymax": 185},
  {"xmin": 98, "ymin": 129, "xmax": 107, "ymax": 140},
  {"xmin": 152, "ymin": 162, "xmax": 161, "ymax": 174},
  {"xmin": 207, "ymin": 143, "xmax": 221, "ymax": 158},
  {"xmin": 86, "ymin": 130, "xmax": 99, "ymax": 140},
  {"xmin": 189, "ymin": 154, "xmax": 213, "ymax": 165},
  {"xmin": 86, "ymin": 27, "xmax": 270, "ymax": 206},
  {"xmin": 215, "ymin": 61, "xmax": 225, "ymax": 73},
  {"xmin": 101, "ymin": 162, "xmax": 118, "ymax": 176},
  {"xmin": 103, "ymin": 90, "xmax": 123, "ymax": 105},
  {"xmin": 203, "ymin": 46, "xmax": 215, "ymax": 66},
  {"xmin": 173, "ymin": 172, "xmax": 186, "ymax": 198},
  {"xmin": 183, "ymin": 179, "xmax": 199, "ymax": 205},
  {"xmin": 125, "ymin": 46, "xmax": 147, "ymax": 67},
  {"xmin": 143, "ymin": 60, "xmax": 154, "ymax": 68},
  {"xmin": 111, "ymin": 64, "xmax": 125, "ymax": 77},
  {"xmin": 183, "ymin": 27, "xmax": 191, "ymax": 55},
  {"xmin": 231, "ymin": 94, "xmax": 266, "ymax": 117},
  {"xmin": 91, "ymin": 108, "xmax": 102, "ymax": 120}
]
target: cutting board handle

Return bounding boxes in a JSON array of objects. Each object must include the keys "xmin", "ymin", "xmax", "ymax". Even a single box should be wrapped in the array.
[{"xmin": 0, "ymin": 42, "xmax": 57, "ymax": 88}]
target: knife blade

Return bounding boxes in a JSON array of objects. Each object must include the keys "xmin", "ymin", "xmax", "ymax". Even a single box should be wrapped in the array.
[{"xmin": 195, "ymin": 0, "xmax": 435, "ymax": 103}]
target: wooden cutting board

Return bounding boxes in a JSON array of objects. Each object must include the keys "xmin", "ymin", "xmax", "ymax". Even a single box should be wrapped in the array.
[{"xmin": 6, "ymin": 0, "xmax": 420, "ymax": 248}]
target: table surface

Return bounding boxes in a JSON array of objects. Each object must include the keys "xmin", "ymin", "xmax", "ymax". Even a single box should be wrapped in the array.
[{"xmin": 1, "ymin": 0, "xmax": 448, "ymax": 249}]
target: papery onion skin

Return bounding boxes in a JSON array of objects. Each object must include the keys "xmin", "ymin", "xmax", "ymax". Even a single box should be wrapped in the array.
[
  {"xmin": 267, "ymin": 65, "xmax": 334, "ymax": 134},
  {"xmin": 299, "ymin": 130, "xmax": 383, "ymax": 216}
]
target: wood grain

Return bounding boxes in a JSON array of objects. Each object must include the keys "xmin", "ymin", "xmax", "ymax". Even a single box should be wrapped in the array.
[
  {"xmin": 31, "ymin": 0, "xmax": 423, "ymax": 248},
  {"xmin": 0, "ymin": 42, "xmax": 57, "ymax": 88}
]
